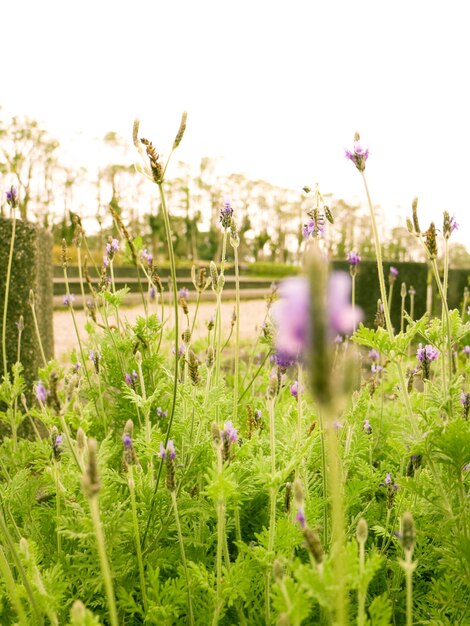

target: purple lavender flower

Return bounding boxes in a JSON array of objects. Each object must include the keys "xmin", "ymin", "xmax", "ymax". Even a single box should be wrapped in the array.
[
  {"xmin": 125, "ymin": 370, "xmax": 138, "ymax": 386},
  {"xmin": 55, "ymin": 434, "xmax": 63, "ymax": 448},
  {"xmin": 463, "ymin": 463, "xmax": 470, "ymax": 473},
  {"xmin": 460, "ymin": 392, "xmax": 468, "ymax": 405},
  {"xmin": 221, "ymin": 421, "xmax": 238, "ymax": 443},
  {"xmin": 89, "ymin": 350, "xmax": 101, "ymax": 372},
  {"xmin": 178, "ymin": 287, "xmax": 189, "ymax": 299},
  {"xmin": 73, "ymin": 361, "xmax": 81, "ymax": 371},
  {"xmin": 389, "ymin": 266, "xmax": 399, "ymax": 278},
  {"xmin": 103, "ymin": 255, "xmax": 109, "ymax": 269},
  {"xmin": 122, "ymin": 433, "xmax": 132, "ymax": 449},
  {"xmin": 416, "ymin": 344, "xmax": 439, "ymax": 362},
  {"xmin": 334, "ymin": 334, "xmax": 343, "ymax": 344},
  {"xmin": 290, "ymin": 380, "xmax": 304, "ymax": 399},
  {"xmin": 158, "ymin": 442, "xmax": 167, "ymax": 460},
  {"xmin": 156, "ymin": 407, "xmax": 168, "ymax": 419},
  {"xmin": 63, "ymin": 293, "xmax": 75, "ymax": 306},
  {"xmin": 347, "ymin": 250, "xmax": 361, "ymax": 266},
  {"xmin": 303, "ymin": 219, "xmax": 316, "ymax": 239},
  {"xmin": 371, "ymin": 364, "xmax": 383, "ymax": 374},
  {"xmin": 106, "ymin": 238, "xmax": 120, "ymax": 255},
  {"xmin": 384, "ymin": 472, "xmax": 392, "ymax": 485},
  {"xmin": 36, "ymin": 380, "xmax": 47, "ymax": 403},
  {"xmin": 295, "ymin": 506, "xmax": 306, "ymax": 529},
  {"xmin": 450, "ymin": 215, "xmax": 459, "ymax": 233},
  {"xmin": 254, "ymin": 409, "xmax": 262, "ymax": 421},
  {"xmin": 272, "ymin": 273, "xmax": 362, "ymax": 365},
  {"xmin": 463, "ymin": 346, "xmax": 470, "ymax": 356},
  {"xmin": 345, "ymin": 139, "xmax": 369, "ymax": 171},
  {"xmin": 149, "ymin": 286, "xmax": 156, "ymax": 300},
  {"xmin": 219, "ymin": 196, "xmax": 233, "ymax": 228},
  {"xmin": 6, "ymin": 186, "xmax": 18, "ymax": 207},
  {"xmin": 368, "ymin": 349, "xmax": 380, "ymax": 361},
  {"xmin": 363, "ymin": 419, "xmax": 372, "ymax": 434}
]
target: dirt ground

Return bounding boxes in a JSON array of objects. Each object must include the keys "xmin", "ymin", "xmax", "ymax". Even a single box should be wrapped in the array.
[{"xmin": 53, "ymin": 298, "xmax": 269, "ymax": 363}]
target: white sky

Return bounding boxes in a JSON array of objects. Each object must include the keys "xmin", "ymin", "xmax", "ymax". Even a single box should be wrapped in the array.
[{"xmin": 1, "ymin": 0, "xmax": 469, "ymax": 246}]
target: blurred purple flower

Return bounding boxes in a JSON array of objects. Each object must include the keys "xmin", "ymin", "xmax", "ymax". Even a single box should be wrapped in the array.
[
  {"xmin": 347, "ymin": 250, "xmax": 361, "ymax": 266},
  {"xmin": 384, "ymin": 472, "xmax": 392, "ymax": 485},
  {"xmin": 290, "ymin": 380, "xmax": 303, "ymax": 399},
  {"xmin": 363, "ymin": 419, "xmax": 372, "ymax": 434},
  {"xmin": 36, "ymin": 380, "xmax": 47, "ymax": 403},
  {"xmin": 63, "ymin": 293, "xmax": 75, "ymax": 306},
  {"xmin": 450, "ymin": 215, "xmax": 459, "ymax": 232},
  {"xmin": 6, "ymin": 186, "xmax": 18, "ymax": 207},
  {"xmin": 389, "ymin": 266, "xmax": 399, "ymax": 278},
  {"xmin": 157, "ymin": 406, "xmax": 168, "ymax": 419},
  {"xmin": 463, "ymin": 345, "xmax": 470, "ymax": 355},
  {"xmin": 334, "ymin": 334, "xmax": 343, "ymax": 344},
  {"xmin": 179, "ymin": 287, "xmax": 189, "ymax": 299},
  {"xmin": 219, "ymin": 196, "xmax": 233, "ymax": 228},
  {"xmin": 55, "ymin": 434, "xmax": 63, "ymax": 448},
  {"xmin": 122, "ymin": 433, "xmax": 132, "ymax": 449},
  {"xmin": 221, "ymin": 421, "xmax": 238, "ymax": 443},
  {"xmin": 295, "ymin": 506, "xmax": 306, "ymax": 529},
  {"xmin": 158, "ymin": 440, "xmax": 176, "ymax": 461},
  {"xmin": 106, "ymin": 238, "xmax": 120, "ymax": 254},
  {"xmin": 272, "ymin": 273, "xmax": 362, "ymax": 365},
  {"xmin": 149, "ymin": 286, "xmax": 156, "ymax": 300},
  {"xmin": 371, "ymin": 364, "xmax": 383, "ymax": 374},
  {"xmin": 103, "ymin": 255, "xmax": 109, "ymax": 269},
  {"xmin": 368, "ymin": 349, "xmax": 380, "ymax": 361},
  {"xmin": 417, "ymin": 344, "xmax": 439, "ymax": 362},
  {"xmin": 345, "ymin": 140, "xmax": 369, "ymax": 171},
  {"xmin": 125, "ymin": 370, "xmax": 138, "ymax": 386}
]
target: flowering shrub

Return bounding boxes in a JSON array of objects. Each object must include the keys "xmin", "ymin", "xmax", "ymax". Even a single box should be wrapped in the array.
[{"xmin": 0, "ymin": 125, "xmax": 469, "ymax": 626}]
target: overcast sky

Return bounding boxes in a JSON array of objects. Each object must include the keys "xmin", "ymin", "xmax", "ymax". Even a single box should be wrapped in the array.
[{"xmin": 1, "ymin": 0, "xmax": 469, "ymax": 246}]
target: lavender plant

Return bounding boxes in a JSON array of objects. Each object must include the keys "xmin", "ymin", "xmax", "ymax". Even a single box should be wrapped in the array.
[{"xmin": 0, "ymin": 122, "xmax": 469, "ymax": 626}]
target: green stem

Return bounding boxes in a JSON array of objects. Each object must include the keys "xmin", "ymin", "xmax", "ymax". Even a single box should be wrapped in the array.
[
  {"xmin": 88, "ymin": 496, "xmax": 119, "ymax": 626},
  {"xmin": 171, "ymin": 490, "xmax": 195, "ymax": 625},
  {"xmin": 76, "ymin": 245, "xmax": 87, "ymax": 311},
  {"xmin": 213, "ymin": 445, "xmax": 225, "ymax": 626},
  {"xmin": 360, "ymin": 173, "xmax": 417, "ymax": 434},
  {"xmin": 2, "ymin": 210, "xmax": 16, "ymax": 377},
  {"xmin": 54, "ymin": 461, "xmax": 62, "ymax": 557},
  {"xmin": 29, "ymin": 294, "xmax": 48, "ymax": 368},
  {"xmin": 128, "ymin": 466, "xmax": 148, "ymax": 612},
  {"xmin": 266, "ymin": 396, "xmax": 277, "ymax": 624},
  {"xmin": 351, "ymin": 273, "xmax": 356, "ymax": 333},
  {"xmin": 190, "ymin": 291, "xmax": 201, "ymax": 337},
  {"xmin": 142, "ymin": 181, "xmax": 179, "ymax": 548},
  {"xmin": 324, "ymin": 413, "xmax": 347, "ymax": 626},
  {"xmin": 233, "ymin": 246, "xmax": 240, "ymax": 425},
  {"xmin": 0, "ymin": 545, "xmax": 28, "ymax": 626}
]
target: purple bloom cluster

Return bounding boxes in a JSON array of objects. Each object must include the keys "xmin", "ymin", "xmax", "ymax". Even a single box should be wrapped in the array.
[
  {"xmin": 122, "ymin": 433, "xmax": 132, "ymax": 449},
  {"xmin": 416, "ymin": 344, "xmax": 439, "ymax": 363},
  {"xmin": 36, "ymin": 380, "xmax": 47, "ymax": 403},
  {"xmin": 290, "ymin": 380, "xmax": 303, "ymax": 399},
  {"xmin": 63, "ymin": 293, "xmax": 75, "ymax": 306},
  {"xmin": 219, "ymin": 196, "xmax": 233, "ymax": 228},
  {"xmin": 158, "ymin": 440, "xmax": 176, "ymax": 461},
  {"xmin": 389, "ymin": 266, "xmax": 399, "ymax": 278},
  {"xmin": 220, "ymin": 421, "xmax": 238, "ymax": 444},
  {"xmin": 149, "ymin": 286, "xmax": 156, "ymax": 300},
  {"xmin": 156, "ymin": 407, "xmax": 169, "ymax": 419},
  {"xmin": 178, "ymin": 287, "xmax": 189, "ymax": 299},
  {"xmin": 363, "ymin": 419, "xmax": 372, "ymax": 434},
  {"xmin": 272, "ymin": 273, "xmax": 362, "ymax": 366},
  {"xmin": 345, "ymin": 140, "xmax": 369, "ymax": 171},
  {"xmin": 303, "ymin": 218, "xmax": 325, "ymax": 240},
  {"xmin": 141, "ymin": 249, "xmax": 154, "ymax": 267},
  {"xmin": 125, "ymin": 370, "xmax": 138, "ymax": 386},
  {"xmin": 295, "ymin": 506, "xmax": 306, "ymax": 529},
  {"xmin": 6, "ymin": 186, "xmax": 18, "ymax": 207},
  {"xmin": 106, "ymin": 238, "xmax": 120, "ymax": 255},
  {"xmin": 347, "ymin": 250, "xmax": 361, "ymax": 266},
  {"xmin": 368, "ymin": 349, "xmax": 380, "ymax": 361},
  {"xmin": 463, "ymin": 346, "xmax": 470, "ymax": 356}
]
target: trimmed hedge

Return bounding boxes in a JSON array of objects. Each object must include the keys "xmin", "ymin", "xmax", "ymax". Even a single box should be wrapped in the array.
[{"xmin": 0, "ymin": 218, "xmax": 54, "ymax": 388}]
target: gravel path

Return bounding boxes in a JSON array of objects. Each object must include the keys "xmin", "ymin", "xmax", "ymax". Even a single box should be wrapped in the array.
[{"xmin": 53, "ymin": 298, "xmax": 269, "ymax": 363}]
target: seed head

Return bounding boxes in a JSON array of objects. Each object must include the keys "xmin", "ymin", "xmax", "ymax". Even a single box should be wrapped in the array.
[
  {"xmin": 82, "ymin": 438, "xmax": 100, "ymax": 498},
  {"xmin": 356, "ymin": 517, "xmax": 368, "ymax": 544}
]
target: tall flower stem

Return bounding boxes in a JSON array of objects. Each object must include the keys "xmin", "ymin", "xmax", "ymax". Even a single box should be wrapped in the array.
[
  {"xmin": 265, "ymin": 396, "xmax": 278, "ymax": 624},
  {"xmin": 233, "ymin": 246, "xmax": 241, "ymax": 424},
  {"xmin": 142, "ymin": 182, "xmax": 179, "ymax": 547},
  {"xmin": 360, "ymin": 173, "xmax": 417, "ymax": 433},
  {"xmin": 54, "ymin": 460, "xmax": 62, "ymax": 557},
  {"xmin": 62, "ymin": 271, "xmax": 92, "ymax": 388},
  {"xmin": 29, "ymin": 292, "xmax": 48, "ymax": 368},
  {"xmin": 351, "ymin": 273, "xmax": 356, "ymax": 333},
  {"xmin": 213, "ymin": 443, "xmax": 226, "ymax": 626},
  {"xmin": 76, "ymin": 245, "xmax": 87, "ymax": 311},
  {"xmin": 171, "ymin": 490, "xmax": 195, "ymax": 625},
  {"xmin": 2, "ymin": 210, "xmax": 16, "ymax": 377},
  {"xmin": 0, "ymin": 545, "xmax": 28, "ymax": 626},
  {"xmin": 297, "ymin": 364, "xmax": 303, "ymax": 444},
  {"xmin": 430, "ymin": 259, "xmax": 453, "ymax": 390},
  {"xmin": 88, "ymin": 496, "xmax": 119, "ymax": 626},
  {"xmin": 324, "ymin": 414, "xmax": 347, "ymax": 626},
  {"xmin": 128, "ymin": 466, "xmax": 148, "ymax": 612}
]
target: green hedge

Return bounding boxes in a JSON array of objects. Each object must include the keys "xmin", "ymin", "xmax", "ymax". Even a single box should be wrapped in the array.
[{"xmin": 0, "ymin": 218, "xmax": 54, "ymax": 389}]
